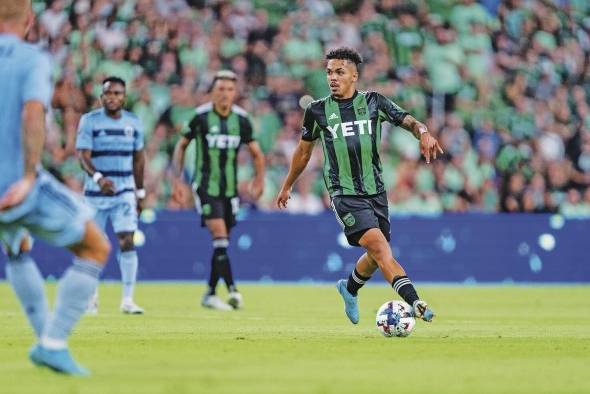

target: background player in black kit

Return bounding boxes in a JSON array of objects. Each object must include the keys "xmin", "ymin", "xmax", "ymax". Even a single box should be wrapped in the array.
[
  {"xmin": 174, "ymin": 70, "xmax": 265, "ymax": 310},
  {"xmin": 277, "ymin": 47, "xmax": 443, "ymax": 324}
]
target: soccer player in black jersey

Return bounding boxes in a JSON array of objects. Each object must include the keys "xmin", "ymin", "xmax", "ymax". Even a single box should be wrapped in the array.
[
  {"xmin": 277, "ymin": 47, "xmax": 443, "ymax": 324},
  {"xmin": 173, "ymin": 70, "xmax": 265, "ymax": 310}
]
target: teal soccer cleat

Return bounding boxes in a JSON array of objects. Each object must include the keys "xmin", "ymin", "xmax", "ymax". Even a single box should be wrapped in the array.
[
  {"xmin": 29, "ymin": 344, "xmax": 89, "ymax": 376},
  {"xmin": 413, "ymin": 300, "xmax": 435, "ymax": 322},
  {"xmin": 336, "ymin": 279, "xmax": 359, "ymax": 324}
]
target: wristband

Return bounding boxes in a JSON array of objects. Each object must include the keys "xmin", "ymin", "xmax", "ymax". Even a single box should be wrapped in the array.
[
  {"xmin": 136, "ymin": 188, "xmax": 146, "ymax": 199},
  {"xmin": 419, "ymin": 127, "xmax": 428, "ymax": 135},
  {"xmin": 92, "ymin": 172, "xmax": 103, "ymax": 183}
]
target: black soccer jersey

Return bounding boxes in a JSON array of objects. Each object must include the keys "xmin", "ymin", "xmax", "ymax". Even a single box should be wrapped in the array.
[
  {"xmin": 301, "ymin": 91, "xmax": 408, "ymax": 197},
  {"xmin": 182, "ymin": 102, "xmax": 254, "ymax": 198}
]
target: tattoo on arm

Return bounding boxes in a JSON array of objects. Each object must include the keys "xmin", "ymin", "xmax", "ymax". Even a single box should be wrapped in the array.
[{"xmin": 400, "ymin": 115, "xmax": 428, "ymax": 140}]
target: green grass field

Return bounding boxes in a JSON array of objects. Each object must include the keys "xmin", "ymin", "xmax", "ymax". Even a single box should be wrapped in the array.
[{"xmin": 1, "ymin": 283, "xmax": 589, "ymax": 394}]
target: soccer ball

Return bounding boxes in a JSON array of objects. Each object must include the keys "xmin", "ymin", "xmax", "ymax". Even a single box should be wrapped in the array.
[{"xmin": 375, "ymin": 300, "xmax": 416, "ymax": 337}]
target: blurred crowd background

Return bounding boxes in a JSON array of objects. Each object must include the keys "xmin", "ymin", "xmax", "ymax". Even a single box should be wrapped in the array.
[{"xmin": 29, "ymin": 0, "xmax": 590, "ymax": 216}]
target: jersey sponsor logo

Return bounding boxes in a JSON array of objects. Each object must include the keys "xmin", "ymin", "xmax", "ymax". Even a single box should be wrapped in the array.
[
  {"xmin": 206, "ymin": 134, "xmax": 241, "ymax": 149},
  {"xmin": 342, "ymin": 213, "xmax": 356, "ymax": 227},
  {"xmin": 328, "ymin": 113, "xmax": 339, "ymax": 120},
  {"xmin": 326, "ymin": 120, "xmax": 373, "ymax": 139}
]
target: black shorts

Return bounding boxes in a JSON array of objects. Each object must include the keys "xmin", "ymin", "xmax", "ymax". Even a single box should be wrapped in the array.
[
  {"xmin": 330, "ymin": 192, "xmax": 391, "ymax": 246},
  {"xmin": 194, "ymin": 191, "xmax": 239, "ymax": 229}
]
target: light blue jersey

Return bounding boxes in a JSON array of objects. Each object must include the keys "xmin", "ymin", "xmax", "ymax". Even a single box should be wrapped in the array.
[
  {"xmin": 1, "ymin": 36, "xmax": 106, "ymax": 377},
  {"xmin": 76, "ymin": 108, "xmax": 144, "ymax": 210},
  {"xmin": 0, "ymin": 33, "xmax": 93, "ymax": 252},
  {"xmin": 0, "ymin": 33, "xmax": 51, "ymax": 199}
]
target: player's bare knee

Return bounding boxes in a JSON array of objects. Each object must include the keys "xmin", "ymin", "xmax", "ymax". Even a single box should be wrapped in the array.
[
  {"xmin": 71, "ymin": 221, "xmax": 111, "ymax": 264},
  {"xmin": 92, "ymin": 235, "xmax": 111, "ymax": 263},
  {"xmin": 206, "ymin": 219, "xmax": 228, "ymax": 239},
  {"xmin": 209, "ymin": 228, "xmax": 227, "ymax": 238},
  {"xmin": 118, "ymin": 233, "xmax": 135, "ymax": 252}
]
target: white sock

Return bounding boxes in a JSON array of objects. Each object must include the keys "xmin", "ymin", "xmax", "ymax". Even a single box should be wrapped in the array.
[{"xmin": 119, "ymin": 251, "xmax": 138, "ymax": 300}]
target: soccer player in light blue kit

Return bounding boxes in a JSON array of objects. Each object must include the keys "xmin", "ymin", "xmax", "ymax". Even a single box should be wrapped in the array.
[
  {"xmin": 0, "ymin": 0, "xmax": 111, "ymax": 375},
  {"xmin": 76, "ymin": 76, "xmax": 146, "ymax": 314}
]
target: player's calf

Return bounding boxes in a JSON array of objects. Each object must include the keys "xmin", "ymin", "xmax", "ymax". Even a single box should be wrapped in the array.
[
  {"xmin": 35, "ymin": 221, "xmax": 109, "ymax": 374},
  {"xmin": 5, "ymin": 251, "xmax": 48, "ymax": 338}
]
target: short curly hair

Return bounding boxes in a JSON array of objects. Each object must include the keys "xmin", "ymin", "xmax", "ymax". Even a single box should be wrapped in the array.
[
  {"xmin": 102, "ymin": 76, "xmax": 126, "ymax": 90},
  {"xmin": 326, "ymin": 47, "xmax": 363, "ymax": 67}
]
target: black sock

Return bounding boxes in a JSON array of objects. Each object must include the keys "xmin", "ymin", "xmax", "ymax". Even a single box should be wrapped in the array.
[
  {"xmin": 346, "ymin": 268, "xmax": 371, "ymax": 296},
  {"xmin": 212, "ymin": 238, "xmax": 236, "ymax": 292},
  {"xmin": 391, "ymin": 275, "xmax": 419, "ymax": 306},
  {"xmin": 207, "ymin": 246, "xmax": 222, "ymax": 295}
]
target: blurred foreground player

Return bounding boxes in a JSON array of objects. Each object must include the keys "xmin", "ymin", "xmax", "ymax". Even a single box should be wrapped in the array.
[
  {"xmin": 277, "ymin": 47, "xmax": 443, "ymax": 324},
  {"xmin": 0, "ymin": 0, "xmax": 111, "ymax": 375},
  {"xmin": 76, "ymin": 76, "xmax": 146, "ymax": 315},
  {"xmin": 173, "ymin": 70, "xmax": 265, "ymax": 310}
]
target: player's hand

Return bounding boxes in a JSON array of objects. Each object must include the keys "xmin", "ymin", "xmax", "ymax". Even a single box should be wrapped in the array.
[
  {"xmin": 98, "ymin": 178, "xmax": 116, "ymax": 196},
  {"xmin": 276, "ymin": 187, "xmax": 291, "ymax": 209},
  {"xmin": 250, "ymin": 176, "xmax": 264, "ymax": 200},
  {"xmin": 0, "ymin": 175, "xmax": 35, "ymax": 211},
  {"xmin": 419, "ymin": 132, "xmax": 444, "ymax": 164}
]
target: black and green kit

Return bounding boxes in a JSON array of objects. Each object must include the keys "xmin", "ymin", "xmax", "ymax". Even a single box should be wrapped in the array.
[
  {"xmin": 183, "ymin": 102, "xmax": 255, "ymax": 198},
  {"xmin": 303, "ymin": 91, "xmax": 410, "ymax": 246},
  {"xmin": 301, "ymin": 90, "xmax": 408, "ymax": 197}
]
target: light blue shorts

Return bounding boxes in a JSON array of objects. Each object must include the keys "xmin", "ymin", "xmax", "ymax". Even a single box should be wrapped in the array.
[
  {"xmin": 0, "ymin": 171, "xmax": 94, "ymax": 256},
  {"xmin": 93, "ymin": 198, "xmax": 137, "ymax": 234}
]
